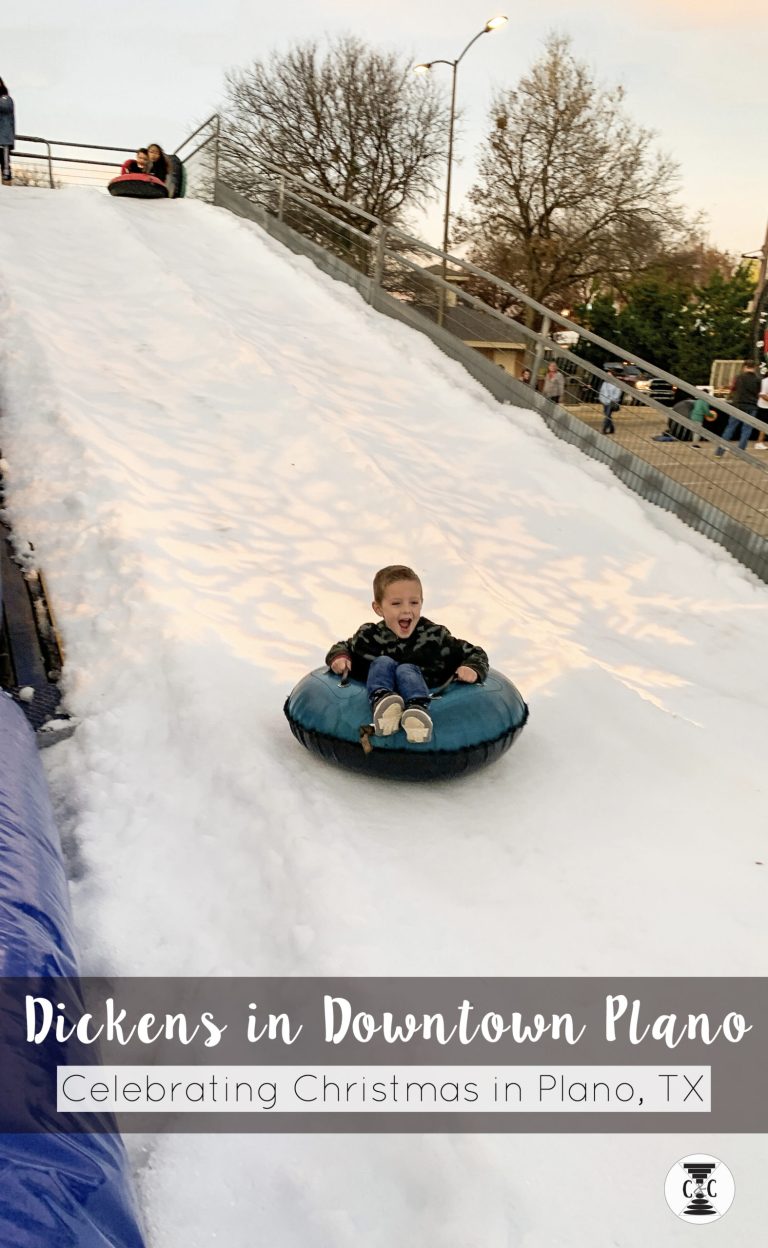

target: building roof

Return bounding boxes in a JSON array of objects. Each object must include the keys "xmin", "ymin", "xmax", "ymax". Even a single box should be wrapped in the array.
[
  {"xmin": 421, "ymin": 262, "xmax": 470, "ymax": 283},
  {"xmin": 410, "ymin": 302, "xmax": 526, "ymax": 348}
]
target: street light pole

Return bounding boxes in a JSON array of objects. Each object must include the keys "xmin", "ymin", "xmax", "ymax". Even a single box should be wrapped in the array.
[
  {"xmin": 415, "ymin": 16, "xmax": 507, "ymax": 327},
  {"xmin": 442, "ymin": 61, "xmax": 459, "ymax": 267},
  {"xmin": 744, "ymin": 216, "xmax": 768, "ymax": 368},
  {"xmin": 756, "ymin": 216, "xmax": 768, "ymax": 299}
]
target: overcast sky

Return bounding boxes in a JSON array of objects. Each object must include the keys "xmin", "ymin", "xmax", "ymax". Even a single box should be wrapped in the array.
[{"xmin": 4, "ymin": 1, "xmax": 767, "ymax": 257}]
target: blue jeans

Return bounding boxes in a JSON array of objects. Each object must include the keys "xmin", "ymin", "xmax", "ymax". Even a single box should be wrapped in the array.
[
  {"xmin": 601, "ymin": 403, "xmax": 615, "ymax": 434},
  {"xmin": 366, "ymin": 656, "xmax": 429, "ymax": 706},
  {"xmin": 715, "ymin": 407, "xmax": 756, "ymax": 455}
]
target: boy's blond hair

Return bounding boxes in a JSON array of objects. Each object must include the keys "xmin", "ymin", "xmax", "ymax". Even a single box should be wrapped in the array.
[{"xmin": 373, "ymin": 565, "xmax": 422, "ymax": 604}]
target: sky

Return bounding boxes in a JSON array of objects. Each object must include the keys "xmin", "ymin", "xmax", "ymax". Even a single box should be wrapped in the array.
[{"xmin": 4, "ymin": 1, "xmax": 767, "ymax": 258}]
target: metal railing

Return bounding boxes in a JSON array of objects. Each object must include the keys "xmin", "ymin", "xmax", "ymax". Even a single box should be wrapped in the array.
[
  {"xmin": 174, "ymin": 114, "xmax": 765, "ymax": 577},
  {"xmin": 12, "ymin": 121, "xmax": 221, "ymax": 194},
  {"xmin": 13, "ymin": 136, "xmax": 136, "ymax": 188}
]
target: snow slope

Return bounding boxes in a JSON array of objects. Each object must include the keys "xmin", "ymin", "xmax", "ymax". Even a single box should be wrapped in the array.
[{"xmin": 0, "ymin": 187, "xmax": 766, "ymax": 1246}]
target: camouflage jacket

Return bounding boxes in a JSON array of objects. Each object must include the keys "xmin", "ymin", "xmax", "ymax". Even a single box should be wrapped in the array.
[{"xmin": 325, "ymin": 617, "xmax": 489, "ymax": 688}]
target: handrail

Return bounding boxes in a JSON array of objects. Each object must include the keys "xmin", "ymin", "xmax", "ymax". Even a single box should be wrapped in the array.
[
  {"xmin": 211, "ymin": 128, "xmax": 766, "ymax": 430},
  {"xmin": 17, "ymin": 135, "xmax": 132, "ymax": 154},
  {"xmin": 220, "ymin": 135, "xmax": 383, "ymax": 227},
  {"xmin": 176, "ymin": 133, "xmax": 218, "ymax": 165},
  {"xmin": 174, "ymin": 114, "xmax": 219, "ymax": 155},
  {"xmin": 387, "ymin": 230, "xmax": 757, "ymax": 422},
  {"xmin": 280, "ymin": 183, "xmax": 375, "ymax": 243},
  {"xmin": 214, "ymin": 138, "xmax": 767, "ymax": 445},
  {"xmin": 15, "ymin": 152, "xmax": 122, "ymax": 169}
]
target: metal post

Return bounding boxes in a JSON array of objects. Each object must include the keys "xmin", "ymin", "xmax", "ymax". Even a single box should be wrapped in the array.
[
  {"xmin": 213, "ymin": 114, "xmax": 221, "ymax": 189},
  {"xmin": 531, "ymin": 316, "xmax": 551, "ymax": 392},
  {"xmin": 43, "ymin": 141, "xmax": 54, "ymax": 189},
  {"xmin": 371, "ymin": 225, "xmax": 388, "ymax": 304},
  {"xmin": 756, "ymin": 216, "xmax": 768, "ymax": 301}
]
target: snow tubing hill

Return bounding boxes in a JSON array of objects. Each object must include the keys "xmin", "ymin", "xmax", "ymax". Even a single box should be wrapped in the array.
[
  {"xmin": 0, "ymin": 693, "xmax": 145, "ymax": 1248},
  {"xmin": 285, "ymin": 668, "xmax": 528, "ymax": 779},
  {"xmin": 108, "ymin": 173, "xmax": 169, "ymax": 199}
]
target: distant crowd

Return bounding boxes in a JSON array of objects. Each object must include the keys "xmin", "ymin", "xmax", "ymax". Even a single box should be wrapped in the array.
[{"xmin": 521, "ymin": 359, "xmax": 768, "ymax": 454}]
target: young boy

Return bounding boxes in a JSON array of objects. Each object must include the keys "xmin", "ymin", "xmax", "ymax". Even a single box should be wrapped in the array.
[{"xmin": 326, "ymin": 565, "xmax": 489, "ymax": 745}]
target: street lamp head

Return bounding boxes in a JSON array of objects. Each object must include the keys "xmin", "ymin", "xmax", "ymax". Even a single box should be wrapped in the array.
[
  {"xmin": 485, "ymin": 15, "xmax": 508, "ymax": 31},
  {"xmin": 413, "ymin": 62, "xmax": 432, "ymax": 73}
]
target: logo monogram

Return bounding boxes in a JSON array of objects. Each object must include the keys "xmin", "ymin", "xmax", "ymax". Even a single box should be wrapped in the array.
[{"xmin": 665, "ymin": 1155, "xmax": 735, "ymax": 1223}]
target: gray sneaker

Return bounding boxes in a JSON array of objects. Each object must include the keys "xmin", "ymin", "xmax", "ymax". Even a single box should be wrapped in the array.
[
  {"xmin": 401, "ymin": 705, "xmax": 433, "ymax": 744},
  {"xmin": 372, "ymin": 692, "xmax": 404, "ymax": 736}
]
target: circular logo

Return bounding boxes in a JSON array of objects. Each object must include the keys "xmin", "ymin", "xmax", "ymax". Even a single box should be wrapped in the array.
[{"xmin": 665, "ymin": 1155, "xmax": 735, "ymax": 1223}]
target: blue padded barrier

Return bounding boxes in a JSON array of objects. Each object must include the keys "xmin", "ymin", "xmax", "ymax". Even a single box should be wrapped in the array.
[
  {"xmin": 0, "ymin": 693, "xmax": 146, "ymax": 1248},
  {"xmin": 0, "ymin": 695, "xmax": 79, "ymax": 977}
]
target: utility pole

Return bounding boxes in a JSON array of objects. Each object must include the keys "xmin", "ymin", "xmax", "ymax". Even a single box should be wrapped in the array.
[
  {"xmin": 757, "ymin": 216, "xmax": 768, "ymax": 296},
  {"xmin": 748, "ymin": 216, "xmax": 768, "ymax": 367}
]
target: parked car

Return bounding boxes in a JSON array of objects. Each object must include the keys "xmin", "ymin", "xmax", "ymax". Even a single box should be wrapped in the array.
[
  {"xmin": 644, "ymin": 377, "xmax": 676, "ymax": 406},
  {"xmin": 601, "ymin": 362, "xmax": 644, "ymax": 405},
  {"xmin": 597, "ymin": 362, "xmax": 676, "ymax": 406}
]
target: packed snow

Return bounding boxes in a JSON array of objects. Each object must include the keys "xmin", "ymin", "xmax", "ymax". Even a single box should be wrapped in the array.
[{"xmin": 0, "ymin": 186, "xmax": 766, "ymax": 1245}]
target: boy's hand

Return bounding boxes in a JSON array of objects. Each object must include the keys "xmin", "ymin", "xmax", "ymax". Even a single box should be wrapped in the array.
[
  {"xmin": 456, "ymin": 666, "xmax": 478, "ymax": 683},
  {"xmin": 331, "ymin": 655, "xmax": 351, "ymax": 676}
]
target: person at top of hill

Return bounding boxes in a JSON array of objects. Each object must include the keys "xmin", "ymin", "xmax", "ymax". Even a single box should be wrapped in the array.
[
  {"xmin": 121, "ymin": 148, "xmax": 150, "ymax": 176},
  {"xmin": 325, "ymin": 564, "xmax": 489, "ymax": 746},
  {"xmin": 0, "ymin": 78, "xmax": 15, "ymax": 186},
  {"xmin": 146, "ymin": 143, "xmax": 169, "ymax": 183}
]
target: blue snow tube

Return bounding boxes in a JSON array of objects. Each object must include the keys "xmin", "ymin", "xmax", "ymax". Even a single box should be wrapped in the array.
[
  {"xmin": 285, "ymin": 668, "xmax": 528, "ymax": 779},
  {"xmin": 0, "ymin": 693, "xmax": 145, "ymax": 1248}
]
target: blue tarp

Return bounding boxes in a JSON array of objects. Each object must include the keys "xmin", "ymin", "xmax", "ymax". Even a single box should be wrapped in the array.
[{"xmin": 0, "ymin": 693, "xmax": 145, "ymax": 1248}]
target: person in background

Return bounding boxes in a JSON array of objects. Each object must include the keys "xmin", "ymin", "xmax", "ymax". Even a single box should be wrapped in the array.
[
  {"xmin": 714, "ymin": 361, "xmax": 760, "ymax": 457},
  {"xmin": 146, "ymin": 143, "xmax": 169, "ymax": 183},
  {"xmin": 598, "ymin": 370, "xmax": 622, "ymax": 435},
  {"xmin": 688, "ymin": 391, "xmax": 716, "ymax": 446},
  {"xmin": 655, "ymin": 391, "xmax": 716, "ymax": 445},
  {"xmin": 520, "ymin": 367, "xmax": 532, "ymax": 385},
  {"xmin": 754, "ymin": 371, "xmax": 768, "ymax": 449},
  {"xmin": 121, "ymin": 148, "xmax": 149, "ymax": 175},
  {"xmin": 542, "ymin": 361, "xmax": 565, "ymax": 403},
  {"xmin": 0, "ymin": 78, "xmax": 15, "ymax": 186}
]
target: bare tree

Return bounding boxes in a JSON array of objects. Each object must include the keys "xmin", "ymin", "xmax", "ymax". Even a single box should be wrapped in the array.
[
  {"xmin": 457, "ymin": 35, "xmax": 687, "ymax": 322},
  {"xmin": 222, "ymin": 36, "xmax": 449, "ymax": 233}
]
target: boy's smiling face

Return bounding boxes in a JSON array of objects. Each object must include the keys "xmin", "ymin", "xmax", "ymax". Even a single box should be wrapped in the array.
[{"xmin": 373, "ymin": 578, "xmax": 423, "ymax": 638}]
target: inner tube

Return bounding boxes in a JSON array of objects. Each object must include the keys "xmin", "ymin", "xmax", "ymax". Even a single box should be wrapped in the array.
[
  {"xmin": 166, "ymin": 154, "xmax": 186, "ymax": 199},
  {"xmin": 108, "ymin": 174, "xmax": 169, "ymax": 199},
  {"xmin": 285, "ymin": 667, "xmax": 528, "ymax": 780}
]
